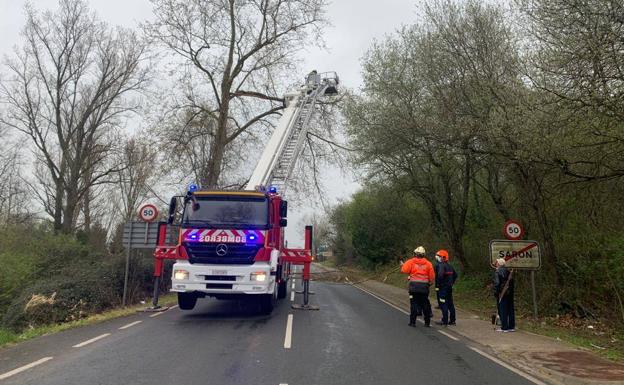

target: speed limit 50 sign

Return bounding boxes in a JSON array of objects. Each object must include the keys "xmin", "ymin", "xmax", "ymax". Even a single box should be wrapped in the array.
[
  {"xmin": 503, "ymin": 219, "xmax": 524, "ymax": 240},
  {"xmin": 138, "ymin": 204, "xmax": 159, "ymax": 222}
]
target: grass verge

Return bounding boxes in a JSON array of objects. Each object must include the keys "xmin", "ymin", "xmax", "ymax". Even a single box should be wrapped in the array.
[{"xmin": 0, "ymin": 293, "xmax": 177, "ymax": 349}]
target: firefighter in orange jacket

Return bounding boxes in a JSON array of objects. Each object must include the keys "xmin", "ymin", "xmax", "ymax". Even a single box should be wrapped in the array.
[{"xmin": 400, "ymin": 246, "xmax": 435, "ymax": 327}]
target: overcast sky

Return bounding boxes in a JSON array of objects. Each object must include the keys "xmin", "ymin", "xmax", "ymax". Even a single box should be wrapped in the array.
[{"xmin": 0, "ymin": 0, "xmax": 420, "ymax": 246}]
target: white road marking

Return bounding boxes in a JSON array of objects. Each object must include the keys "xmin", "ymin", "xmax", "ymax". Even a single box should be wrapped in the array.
[
  {"xmin": 0, "ymin": 357, "xmax": 53, "ymax": 380},
  {"xmin": 170, "ymin": 305, "xmax": 179, "ymax": 309},
  {"xmin": 438, "ymin": 330, "xmax": 459, "ymax": 341},
  {"xmin": 279, "ymin": 383, "xmax": 288, "ymax": 385},
  {"xmin": 290, "ymin": 291, "xmax": 295, "ymax": 302},
  {"xmin": 355, "ymin": 284, "xmax": 546, "ymax": 384},
  {"xmin": 72, "ymin": 333, "xmax": 110, "ymax": 348},
  {"xmin": 291, "ymin": 281, "xmax": 295, "ymax": 289},
  {"xmin": 284, "ymin": 314, "xmax": 293, "ymax": 349},
  {"xmin": 119, "ymin": 320, "xmax": 142, "ymax": 330},
  {"xmin": 150, "ymin": 310, "xmax": 167, "ymax": 317},
  {"xmin": 352, "ymin": 285, "xmax": 409, "ymax": 315},
  {"xmin": 469, "ymin": 347, "xmax": 548, "ymax": 385}
]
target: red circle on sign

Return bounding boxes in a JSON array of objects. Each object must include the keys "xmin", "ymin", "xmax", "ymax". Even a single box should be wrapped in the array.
[
  {"xmin": 138, "ymin": 204, "xmax": 159, "ymax": 222},
  {"xmin": 503, "ymin": 219, "xmax": 524, "ymax": 240}
]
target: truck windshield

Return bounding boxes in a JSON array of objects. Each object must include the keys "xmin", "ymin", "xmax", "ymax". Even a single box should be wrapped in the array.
[{"xmin": 182, "ymin": 196, "xmax": 269, "ymax": 228}]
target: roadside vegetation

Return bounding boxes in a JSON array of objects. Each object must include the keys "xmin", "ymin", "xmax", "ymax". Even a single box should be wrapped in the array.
[{"xmin": 323, "ymin": 0, "xmax": 624, "ymax": 360}]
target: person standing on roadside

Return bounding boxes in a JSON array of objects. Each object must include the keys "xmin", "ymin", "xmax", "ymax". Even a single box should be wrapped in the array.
[
  {"xmin": 493, "ymin": 258, "xmax": 515, "ymax": 332},
  {"xmin": 434, "ymin": 249, "xmax": 457, "ymax": 326},
  {"xmin": 400, "ymin": 246, "xmax": 435, "ymax": 327}
]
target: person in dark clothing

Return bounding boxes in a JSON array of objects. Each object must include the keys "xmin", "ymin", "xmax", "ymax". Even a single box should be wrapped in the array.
[
  {"xmin": 434, "ymin": 249, "xmax": 458, "ymax": 326},
  {"xmin": 493, "ymin": 258, "xmax": 515, "ymax": 332}
]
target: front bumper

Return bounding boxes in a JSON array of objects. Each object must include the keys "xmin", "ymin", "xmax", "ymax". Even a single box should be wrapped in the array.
[{"xmin": 170, "ymin": 260, "xmax": 274, "ymax": 295}]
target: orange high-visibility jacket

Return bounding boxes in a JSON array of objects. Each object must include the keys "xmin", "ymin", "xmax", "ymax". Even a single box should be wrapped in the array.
[{"xmin": 401, "ymin": 257, "xmax": 435, "ymax": 284}]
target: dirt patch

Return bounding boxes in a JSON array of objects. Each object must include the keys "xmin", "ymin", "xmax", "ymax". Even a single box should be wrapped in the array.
[{"xmin": 530, "ymin": 351, "xmax": 624, "ymax": 381}]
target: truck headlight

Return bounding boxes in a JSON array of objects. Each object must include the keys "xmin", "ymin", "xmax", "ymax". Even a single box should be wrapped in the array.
[
  {"xmin": 174, "ymin": 269, "xmax": 189, "ymax": 280},
  {"xmin": 250, "ymin": 272, "xmax": 267, "ymax": 282}
]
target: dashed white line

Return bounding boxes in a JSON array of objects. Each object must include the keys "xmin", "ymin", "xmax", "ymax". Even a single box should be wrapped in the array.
[
  {"xmin": 72, "ymin": 333, "xmax": 110, "ymax": 348},
  {"xmin": 150, "ymin": 310, "xmax": 166, "ymax": 317},
  {"xmin": 469, "ymin": 347, "xmax": 548, "ymax": 385},
  {"xmin": 291, "ymin": 281, "xmax": 295, "ymax": 289},
  {"xmin": 170, "ymin": 305, "xmax": 179, "ymax": 309},
  {"xmin": 119, "ymin": 320, "xmax": 142, "ymax": 330},
  {"xmin": 290, "ymin": 291, "xmax": 295, "ymax": 302},
  {"xmin": 0, "ymin": 357, "xmax": 53, "ymax": 380},
  {"xmin": 438, "ymin": 330, "xmax": 459, "ymax": 341},
  {"xmin": 284, "ymin": 314, "xmax": 293, "ymax": 349}
]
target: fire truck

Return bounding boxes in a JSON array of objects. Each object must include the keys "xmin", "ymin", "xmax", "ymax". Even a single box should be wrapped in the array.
[{"xmin": 152, "ymin": 72, "xmax": 339, "ymax": 314}]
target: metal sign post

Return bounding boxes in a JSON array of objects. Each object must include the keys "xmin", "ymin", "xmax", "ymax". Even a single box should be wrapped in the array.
[
  {"xmin": 121, "ymin": 218, "xmax": 160, "ymax": 307},
  {"xmin": 122, "ymin": 224, "xmax": 133, "ymax": 306}
]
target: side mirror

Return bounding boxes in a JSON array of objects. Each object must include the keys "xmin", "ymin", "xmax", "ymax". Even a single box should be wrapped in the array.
[
  {"xmin": 167, "ymin": 196, "xmax": 177, "ymax": 224},
  {"xmin": 279, "ymin": 218, "xmax": 287, "ymax": 227},
  {"xmin": 280, "ymin": 200, "xmax": 288, "ymax": 218}
]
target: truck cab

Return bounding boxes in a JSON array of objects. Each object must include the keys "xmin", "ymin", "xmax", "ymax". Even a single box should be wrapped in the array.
[{"xmin": 168, "ymin": 189, "xmax": 289, "ymax": 313}]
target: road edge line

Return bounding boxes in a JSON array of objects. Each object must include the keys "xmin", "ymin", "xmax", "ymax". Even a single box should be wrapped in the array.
[
  {"xmin": 119, "ymin": 320, "xmax": 142, "ymax": 330},
  {"xmin": 352, "ymin": 284, "xmax": 409, "ymax": 315},
  {"xmin": 72, "ymin": 333, "xmax": 111, "ymax": 348},
  {"xmin": 469, "ymin": 346, "xmax": 548, "ymax": 385},
  {"xmin": 0, "ymin": 357, "xmax": 53, "ymax": 380}
]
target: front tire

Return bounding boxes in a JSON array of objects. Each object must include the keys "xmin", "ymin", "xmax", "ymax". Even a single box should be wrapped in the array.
[
  {"xmin": 178, "ymin": 292, "xmax": 198, "ymax": 310},
  {"xmin": 277, "ymin": 279, "xmax": 288, "ymax": 299},
  {"xmin": 259, "ymin": 285, "xmax": 278, "ymax": 315}
]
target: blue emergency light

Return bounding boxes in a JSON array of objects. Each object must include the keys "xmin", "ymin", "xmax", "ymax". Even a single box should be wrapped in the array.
[
  {"xmin": 268, "ymin": 186, "xmax": 277, "ymax": 194},
  {"xmin": 188, "ymin": 183, "xmax": 198, "ymax": 192}
]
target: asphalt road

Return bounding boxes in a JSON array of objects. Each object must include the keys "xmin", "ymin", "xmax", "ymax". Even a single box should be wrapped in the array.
[{"xmin": 0, "ymin": 278, "xmax": 537, "ymax": 385}]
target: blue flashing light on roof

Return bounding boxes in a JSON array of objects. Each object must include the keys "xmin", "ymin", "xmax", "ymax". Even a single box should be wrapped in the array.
[
  {"xmin": 268, "ymin": 186, "xmax": 277, "ymax": 194},
  {"xmin": 188, "ymin": 183, "xmax": 198, "ymax": 192},
  {"xmin": 248, "ymin": 235, "xmax": 256, "ymax": 241}
]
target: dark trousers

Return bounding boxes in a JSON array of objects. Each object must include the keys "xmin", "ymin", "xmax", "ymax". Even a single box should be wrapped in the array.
[
  {"xmin": 497, "ymin": 295, "xmax": 515, "ymax": 330},
  {"xmin": 439, "ymin": 288, "xmax": 456, "ymax": 324},
  {"xmin": 409, "ymin": 292, "xmax": 432, "ymax": 325}
]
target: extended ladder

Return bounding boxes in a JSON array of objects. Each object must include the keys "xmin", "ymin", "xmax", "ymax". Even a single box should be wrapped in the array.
[{"xmin": 245, "ymin": 71, "xmax": 339, "ymax": 191}]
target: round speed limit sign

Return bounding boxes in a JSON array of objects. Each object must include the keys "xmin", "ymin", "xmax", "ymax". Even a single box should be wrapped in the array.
[
  {"xmin": 138, "ymin": 203, "xmax": 159, "ymax": 222},
  {"xmin": 503, "ymin": 219, "xmax": 524, "ymax": 240}
]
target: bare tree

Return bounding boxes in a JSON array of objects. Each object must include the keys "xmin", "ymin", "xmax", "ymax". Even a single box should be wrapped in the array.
[
  {"xmin": 0, "ymin": 0, "xmax": 150, "ymax": 233},
  {"xmin": 145, "ymin": 0, "xmax": 328, "ymax": 188},
  {"xmin": 116, "ymin": 136, "xmax": 160, "ymax": 221}
]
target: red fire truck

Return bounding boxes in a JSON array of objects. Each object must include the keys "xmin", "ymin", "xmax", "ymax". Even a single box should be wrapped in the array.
[{"xmin": 151, "ymin": 72, "xmax": 338, "ymax": 313}]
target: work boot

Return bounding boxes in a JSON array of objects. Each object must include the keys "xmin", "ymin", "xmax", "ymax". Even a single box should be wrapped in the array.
[
  {"xmin": 448, "ymin": 322, "xmax": 456, "ymax": 326},
  {"xmin": 434, "ymin": 321, "xmax": 448, "ymax": 326}
]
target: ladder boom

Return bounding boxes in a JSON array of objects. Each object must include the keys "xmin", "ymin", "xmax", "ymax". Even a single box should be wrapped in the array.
[{"xmin": 244, "ymin": 71, "xmax": 339, "ymax": 191}]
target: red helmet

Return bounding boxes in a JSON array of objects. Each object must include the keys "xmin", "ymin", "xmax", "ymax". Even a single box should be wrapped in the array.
[{"xmin": 436, "ymin": 249, "xmax": 449, "ymax": 262}]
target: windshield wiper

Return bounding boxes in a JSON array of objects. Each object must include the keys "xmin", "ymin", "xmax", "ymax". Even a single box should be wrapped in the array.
[{"xmin": 182, "ymin": 219, "xmax": 216, "ymax": 225}]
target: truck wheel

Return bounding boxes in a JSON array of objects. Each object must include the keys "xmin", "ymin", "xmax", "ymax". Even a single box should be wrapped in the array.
[
  {"xmin": 259, "ymin": 293, "xmax": 275, "ymax": 314},
  {"xmin": 178, "ymin": 292, "xmax": 197, "ymax": 310},
  {"xmin": 277, "ymin": 280, "xmax": 287, "ymax": 299}
]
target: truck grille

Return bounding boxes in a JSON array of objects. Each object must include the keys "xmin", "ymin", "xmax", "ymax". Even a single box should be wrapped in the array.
[{"xmin": 184, "ymin": 243, "xmax": 262, "ymax": 265}]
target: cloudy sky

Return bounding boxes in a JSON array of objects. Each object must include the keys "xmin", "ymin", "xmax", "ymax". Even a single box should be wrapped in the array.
[{"xmin": 0, "ymin": 0, "xmax": 420, "ymax": 246}]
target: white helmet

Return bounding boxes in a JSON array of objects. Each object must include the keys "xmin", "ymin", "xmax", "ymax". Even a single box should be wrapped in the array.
[{"xmin": 413, "ymin": 246, "xmax": 426, "ymax": 255}]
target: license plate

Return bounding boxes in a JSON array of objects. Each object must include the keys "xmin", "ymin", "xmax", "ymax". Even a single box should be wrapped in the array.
[{"xmin": 212, "ymin": 269, "xmax": 228, "ymax": 275}]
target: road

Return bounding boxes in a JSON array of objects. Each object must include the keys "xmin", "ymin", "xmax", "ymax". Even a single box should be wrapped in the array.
[{"xmin": 0, "ymin": 277, "xmax": 538, "ymax": 385}]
